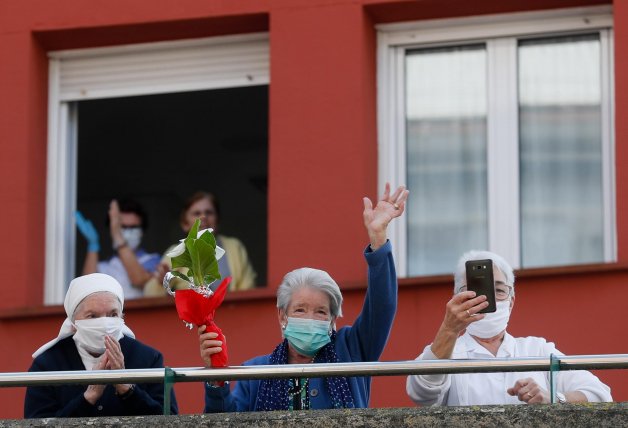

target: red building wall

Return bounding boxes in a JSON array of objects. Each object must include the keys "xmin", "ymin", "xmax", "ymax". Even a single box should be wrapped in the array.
[{"xmin": 0, "ymin": 0, "xmax": 625, "ymax": 419}]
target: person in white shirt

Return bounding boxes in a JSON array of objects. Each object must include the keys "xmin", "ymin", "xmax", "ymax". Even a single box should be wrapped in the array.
[{"xmin": 406, "ymin": 250, "xmax": 612, "ymax": 406}]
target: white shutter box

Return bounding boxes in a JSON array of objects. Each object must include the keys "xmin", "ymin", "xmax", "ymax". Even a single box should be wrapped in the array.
[{"xmin": 50, "ymin": 33, "xmax": 269, "ymax": 102}]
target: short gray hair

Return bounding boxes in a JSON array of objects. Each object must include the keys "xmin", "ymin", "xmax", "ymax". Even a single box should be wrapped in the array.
[
  {"xmin": 277, "ymin": 268, "xmax": 343, "ymax": 318},
  {"xmin": 453, "ymin": 250, "xmax": 515, "ymax": 295},
  {"xmin": 72, "ymin": 291, "xmax": 123, "ymax": 322}
]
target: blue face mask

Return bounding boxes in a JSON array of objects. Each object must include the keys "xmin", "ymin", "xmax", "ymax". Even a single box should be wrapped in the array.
[{"xmin": 283, "ymin": 317, "xmax": 331, "ymax": 357}]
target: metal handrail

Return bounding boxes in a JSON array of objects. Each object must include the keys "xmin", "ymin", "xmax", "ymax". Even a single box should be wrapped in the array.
[{"xmin": 3, "ymin": 354, "xmax": 627, "ymax": 387}]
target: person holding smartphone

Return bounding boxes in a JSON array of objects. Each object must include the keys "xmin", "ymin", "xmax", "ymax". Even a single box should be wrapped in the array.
[{"xmin": 406, "ymin": 250, "xmax": 612, "ymax": 406}]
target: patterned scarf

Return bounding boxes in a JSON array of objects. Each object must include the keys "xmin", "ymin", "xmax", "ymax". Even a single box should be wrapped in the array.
[{"xmin": 256, "ymin": 332, "xmax": 355, "ymax": 410}]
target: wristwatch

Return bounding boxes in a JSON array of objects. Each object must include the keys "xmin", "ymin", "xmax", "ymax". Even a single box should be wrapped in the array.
[{"xmin": 556, "ymin": 392, "xmax": 567, "ymax": 404}]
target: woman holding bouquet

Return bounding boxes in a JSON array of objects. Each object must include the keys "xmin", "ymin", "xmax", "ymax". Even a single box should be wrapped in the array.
[{"xmin": 199, "ymin": 183, "xmax": 409, "ymax": 411}]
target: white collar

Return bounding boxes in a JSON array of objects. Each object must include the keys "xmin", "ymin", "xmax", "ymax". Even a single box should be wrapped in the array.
[{"xmin": 460, "ymin": 331, "xmax": 515, "ymax": 357}]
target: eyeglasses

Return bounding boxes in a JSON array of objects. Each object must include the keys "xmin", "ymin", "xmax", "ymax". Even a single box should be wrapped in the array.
[
  {"xmin": 459, "ymin": 283, "xmax": 513, "ymax": 301},
  {"xmin": 190, "ymin": 209, "xmax": 216, "ymax": 217}
]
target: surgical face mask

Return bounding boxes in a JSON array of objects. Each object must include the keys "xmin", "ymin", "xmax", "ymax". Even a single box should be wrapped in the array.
[
  {"xmin": 72, "ymin": 317, "xmax": 125, "ymax": 355},
  {"xmin": 282, "ymin": 317, "xmax": 331, "ymax": 357},
  {"xmin": 121, "ymin": 227, "xmax": 142, "ymax": 251},
  {"xmin": 466, "ymin": 300, "xmax": 511, "ymax": 339}
]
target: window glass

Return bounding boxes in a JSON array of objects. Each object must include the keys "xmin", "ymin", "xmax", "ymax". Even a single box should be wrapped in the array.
[
  {"xmin": 519, "ymin": 34, "xmax": 604, "ymax": 267},
  {"xmin": 406, "ymin": 45, "xmax": 489, "ymax": 276}
]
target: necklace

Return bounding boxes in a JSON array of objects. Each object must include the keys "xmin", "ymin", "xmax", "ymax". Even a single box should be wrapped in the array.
[{"xmin": 288, "ymin": 378, "xmax": 310, "ymax": 410}]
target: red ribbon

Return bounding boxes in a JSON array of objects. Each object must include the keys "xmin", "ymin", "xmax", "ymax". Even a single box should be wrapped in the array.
[{"xmin": 174, "ymin": 277, "xmax": 231, "ymax": 368}]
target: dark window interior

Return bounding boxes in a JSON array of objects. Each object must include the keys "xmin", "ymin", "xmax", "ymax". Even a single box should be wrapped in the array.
[{"xmin": 75, "ymin": 85, "xmax": 268, "ymax": 287}]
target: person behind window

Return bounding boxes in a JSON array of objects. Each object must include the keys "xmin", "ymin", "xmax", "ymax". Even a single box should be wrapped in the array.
[
  {"xmin": 24, "ymin": 273, "xmax": 178, "ymax": 418},
  {"xmin": 406, "ymin": 250, "xmax": 612, "ymax": 406},
  {"xmin": 145, "ymin": 191, "xmax": 256, "ymax": 295},
  {"xmin": 76, "ymin": 198, "xmax": 160, "ymax": 300},
  {"xmin": 199, "ymin": 184, "xmax": 409, "ymax": 411}
]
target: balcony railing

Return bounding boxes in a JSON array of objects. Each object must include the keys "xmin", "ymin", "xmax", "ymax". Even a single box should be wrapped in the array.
[{"xmin": 3, "ymin": 353, "xmax": 627, "ymax": 415}]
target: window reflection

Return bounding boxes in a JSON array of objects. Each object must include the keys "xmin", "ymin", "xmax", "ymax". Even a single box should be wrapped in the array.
[
  {"xmin": 406, "ymin": 45, "xmax": 488, "ymax": 276},
  {"xmin": 519, "ymin": 34, "xmax": 604, "ymax": 267}
]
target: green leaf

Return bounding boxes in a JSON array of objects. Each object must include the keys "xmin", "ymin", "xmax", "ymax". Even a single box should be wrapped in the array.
[
  {"xmin": 198, "ymin": 229, "xmax": 217, "ymax": 249},
  {"xmin": 187, "ymin": 218, "xmax": 200, "ymax": 241},
  {"xmin": 167, "ymin": 220, "xmax": 221, "ymax": 287},
  {"xmin": 169, "ymin": 271, "xmax": 191, "ymax": 284},
  {"xmin": 171, "ymin": 249, "xmax": 193, "ymax": 269},
  {"xmin": 203, "ymin": 270, "xmax": 221, "ymax": 286},
  {"xmin": 190, "ymin": 238, "xmax": 220, "ymax": 286}
]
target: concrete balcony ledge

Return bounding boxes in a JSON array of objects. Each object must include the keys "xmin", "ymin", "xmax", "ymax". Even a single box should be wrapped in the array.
[{"xmin": 3, "ymin": 403, "xmax": 626, "ymax": 427}]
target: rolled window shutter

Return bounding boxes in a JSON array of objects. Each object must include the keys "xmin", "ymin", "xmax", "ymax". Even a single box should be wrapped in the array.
[{"xmin": 53, "ymin": 33, "xmax": 269, "ymax": 102}]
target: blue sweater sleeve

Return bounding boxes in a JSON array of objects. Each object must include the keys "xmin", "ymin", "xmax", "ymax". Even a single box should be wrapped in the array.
[{"xmin": 340, "ymin": 240, "xmax": 398, "ymax": 362}]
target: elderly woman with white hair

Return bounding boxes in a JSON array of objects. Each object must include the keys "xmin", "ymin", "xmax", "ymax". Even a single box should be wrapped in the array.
[
  {"xmin": 24, "ymin": 273, "xmax": 177, "ymax": 418},
  {"xmin": 199, "ymin": 184, "xmax": 409, "ymax": 411},
  {"xmin": 406, "ymin": 250, "xmax": 612, "ymax": 407}
]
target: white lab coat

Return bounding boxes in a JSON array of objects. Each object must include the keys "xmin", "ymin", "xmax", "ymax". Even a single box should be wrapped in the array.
[{"xmin": 406, "ymin": 332, "xmax": 612, "ymax": 406}]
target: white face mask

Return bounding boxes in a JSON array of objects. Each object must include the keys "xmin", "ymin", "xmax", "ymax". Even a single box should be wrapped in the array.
[
  {"xmin": 72, "ymin": 317, "xmax": 125, "ymax": 355},
  {"xmin": 121, "ymin": 227, "xmax": 143, "ymax": 251},
  {"xmin": 466, "ymin": 300, "xmax": 511, "ymax": 339}
]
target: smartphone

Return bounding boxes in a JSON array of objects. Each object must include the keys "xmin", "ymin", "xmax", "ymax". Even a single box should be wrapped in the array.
[{"xmin": 465, "ymin": 259, "xmax": 496, "ymax": 313}]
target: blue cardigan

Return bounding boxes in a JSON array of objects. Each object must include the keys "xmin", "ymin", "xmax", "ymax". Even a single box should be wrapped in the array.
[
  {"xmin": 204, "ymin": 240, "xmax": 398, "ymax": 412},
  {"xmin": 24, "ymin": 336, "xmax": 178, "ymax": 418}
]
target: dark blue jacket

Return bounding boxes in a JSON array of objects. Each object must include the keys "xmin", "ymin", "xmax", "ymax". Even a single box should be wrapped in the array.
[
  {"xmin": 24, "ymin": 336, "xmax": 178, "ymax": 418},
  {"xmin": 204, "ymin": 240, "xmax": 398, "ymax": 411}
]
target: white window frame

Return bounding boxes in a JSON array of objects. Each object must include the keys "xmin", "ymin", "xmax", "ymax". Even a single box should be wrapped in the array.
[
  {"xmin": 44, "ymin": 33, "xmax": 269, "ymax": 304},
  {"xmin": 377, "ymin": 6, "xmax": 615, "ymax": 277}
]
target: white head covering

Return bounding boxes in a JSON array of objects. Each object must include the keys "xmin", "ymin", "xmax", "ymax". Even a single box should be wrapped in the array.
[{"xmin": 32, "ymin": 273, "xmax": 135, "ymax": 358}]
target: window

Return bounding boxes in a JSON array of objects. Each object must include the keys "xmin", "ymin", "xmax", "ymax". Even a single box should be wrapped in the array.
[
  {"xmin": 377, "ymin": 7, "xmax": 614, "ymax": 276},
  {"xmin": 45, "ymin": 33, "xmax": 269, "ymax": 304}
]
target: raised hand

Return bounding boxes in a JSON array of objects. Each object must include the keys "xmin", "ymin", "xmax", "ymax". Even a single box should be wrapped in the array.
[
  {"xmin": 108, "ymin": 200, "xmax": 125, "ymax": 247},
  {"xmin": 363, "ymin": 183, "xmax": 409, "ymax": 250},
  {"xmin": 75, "ymin": 211, "xmax": 100, "ymax": 252},
  {"xmin": 441, "ymin": 291, "xmax": 488, "ymax": 336}
]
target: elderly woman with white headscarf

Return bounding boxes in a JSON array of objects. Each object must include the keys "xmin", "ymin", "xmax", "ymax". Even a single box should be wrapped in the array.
[
  {"xmin": 199, "ymin": 184, "xmax": 409, "ymax": 412},
  {"xmin": 24, "ymin": 273, "xmax": 177, "ymax": 418}
]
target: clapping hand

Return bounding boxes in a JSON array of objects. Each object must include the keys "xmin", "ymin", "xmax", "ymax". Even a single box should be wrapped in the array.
[{"xmin": 75, "ymin": 211, "xmax": 100, "ymax": 252}]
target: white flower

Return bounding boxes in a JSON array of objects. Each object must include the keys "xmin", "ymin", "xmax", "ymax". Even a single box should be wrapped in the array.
[
  {"xmin": 166, "ymin": 241, "xmax": 186, "ymax": 258},
  {"xmin": 197, "ymin": 228, "xmax": 214, "ymax": 238},
  {"xmin": 215, "ymin": 245, "xmax": 225, "ymax": 260},
  {"xmin": 165, "ymin": 228, "xmax": 225, "ymax": 260}
]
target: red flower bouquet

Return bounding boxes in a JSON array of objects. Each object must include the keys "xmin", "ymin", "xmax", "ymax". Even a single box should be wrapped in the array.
[
  {"xmin": 174, "ymin": 277, "xmax": 231, "ymax": 367},
  {"xmin": 163, "ymin": 219, "xmax": 230, "ymax": 367}
]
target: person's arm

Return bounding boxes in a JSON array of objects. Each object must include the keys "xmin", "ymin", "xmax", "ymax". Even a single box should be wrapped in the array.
[
  {"xmin": 82, "ymin": 251, "xmax": 99, "ymax": 275},
  {"xmin": 24, "ymin": 359, "xmax": 97, "ymax": 418},
  {"xmin": 232, "ymin": 239, "xmax": 256, "ymax": 291},
  {"xmin": 556, "ymin": 371, "xmax": 612, "ymax": 403},
  {"xmin": 406, "ymin": 346, "xmax": 453, "ymax": 406},
  {"xmin": 406, "ymin": 290, "xmax": 488, "ymax": 402},
  {"xmin": 552, "ymin": 344, "xmax": 613, "ymax": 403},
  {"xmin": 115, "ymin": 246, "xmax": 155, "ymax": 287},
  {"xmin": 429, "ymin": 291, "xmax": 488, "ymax": 360},
  {"xmin": 506, "ymin": 340, "xmax": 613, "ymax": 404},
  {"xmin": 507, "ymin": 341, "xmax": 613, "ymax": 404},
  {"xmin": 106, "ymin": 336, "xmax": 178, "ymax": 415},
  {"xmin": 343, "ymin": 184, "xmax": 408, "ymax": 361},
  {"xmin": 75, "ymin": 211, "xmax": 100, "ymax": 275},
  {"xmin": 108, "ymin": 200, "xmax": 154, "ymax": 287},
  {"xmin": 204, "ymin": 380, "xmax": 250, "ymax": 412}
]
